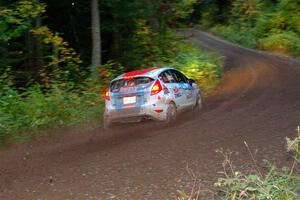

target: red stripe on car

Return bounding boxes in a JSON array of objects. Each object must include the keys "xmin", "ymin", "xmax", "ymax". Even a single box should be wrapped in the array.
[{"xmin": 123, "ymin": 68, "xmax": 157, "ymax": 79}]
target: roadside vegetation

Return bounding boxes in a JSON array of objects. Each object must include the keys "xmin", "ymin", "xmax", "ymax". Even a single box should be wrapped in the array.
[
  {"xmin": 215, "ymin": 131, "xmax": 300, "ymax": 200},
  {"xmin": 193, "ymin": 0, "xmax": 300, "ymax": 58},
  {"xmin": 178, "ymin": 130, "xmax": 300, "ymax": 200},
  {"xmin": 0, "ymin": 81, "xmax": 105, "ymax": 146},
  {"xmin": 168, "ymin": 42, "xmax": 223, "ymax": 94},
  {"xmin": 0, "ymin": 1, "xmax": 223, "ymax": 146}
]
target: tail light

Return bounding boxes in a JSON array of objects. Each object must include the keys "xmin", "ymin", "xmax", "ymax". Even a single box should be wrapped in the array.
[
  {"xmin": 151, "ymin": 80, "xmax": 162, "ymax": 95},
  {"xmin": 103, "ymin": 89, "xmax": 110, "ymax": 101}
]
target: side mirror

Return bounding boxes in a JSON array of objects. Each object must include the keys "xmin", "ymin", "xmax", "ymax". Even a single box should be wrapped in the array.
[{"xmin": 188, "ymin": 78, "xmax": 195, "ymax": 86}]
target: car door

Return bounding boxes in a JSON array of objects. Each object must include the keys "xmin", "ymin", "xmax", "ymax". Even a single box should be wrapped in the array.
[
  {"xmin": 158, "ymin": 70, "xmax": 184, "ymax": 109},
  {"xmin": 170, "ymin": 69, "xmax": 195, "ymax": 108}
]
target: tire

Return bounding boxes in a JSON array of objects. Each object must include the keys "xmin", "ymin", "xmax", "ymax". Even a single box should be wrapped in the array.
[
  {"xmin": 194, "ymin": 93, "xmax": 202, "ymax": 112},
  {"xmin": 166, "ymin": 102, "xmax": 177, "ymax": 124}
]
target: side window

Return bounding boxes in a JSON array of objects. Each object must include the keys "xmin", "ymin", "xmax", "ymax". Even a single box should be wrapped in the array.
[
  {"xmin": 171, "ymin": 70, "xmax": 188, "ymax": 83},
  {"xmin": 159, "ymin": 70, "xmax": 176, "ymax": 83}
]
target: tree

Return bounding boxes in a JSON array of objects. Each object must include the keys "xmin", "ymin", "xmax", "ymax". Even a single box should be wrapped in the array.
[
  {"xmin": 91, "ymin": 0, "xmax": 101, "ymax": 69},
  {"xmin": 0, "ymin": 1, "xmax": 83, "ymax": 87}
]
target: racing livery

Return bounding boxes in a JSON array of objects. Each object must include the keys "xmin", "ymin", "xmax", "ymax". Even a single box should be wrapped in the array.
[{"xmin": 103, "ymin": 67, "xmax": 202, "ymax": 128}]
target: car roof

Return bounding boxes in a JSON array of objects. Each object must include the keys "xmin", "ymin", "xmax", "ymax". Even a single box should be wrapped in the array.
[{"xmin": 112, "ymin": 67, "xmax": 173, "ymax": 81}]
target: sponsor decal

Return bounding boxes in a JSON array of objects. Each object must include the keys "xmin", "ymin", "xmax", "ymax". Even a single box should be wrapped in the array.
[
  {"xmin": 173, "ymin": 87, "xmax": 179, "ymax": 94},
  {"xmin": 163, "ymin": 87, "xmax": 170, "ymax": 94},
  {"xmin": 175, "ymin": 93, "xmax": 182, "ymax": 98}
]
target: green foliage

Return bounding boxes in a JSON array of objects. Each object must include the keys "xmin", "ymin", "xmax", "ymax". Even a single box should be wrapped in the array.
[
  {"xmin": 133, "ymin": 19, "xmax": 163, "ymax": 66},
  {"xmin": 286, "ymin": 132, "xmax": 300, "ymax": 164},
  {"xmin": 167, "ymin": 42, "xmax": 223, "ymax": 94},
  {"xmin": 259, "ymin": 32, "xmax": 300, "ymax": 57},
  {"xmin": 0, "ymin": 0, "xmax": 222, "ymax": 146},
  {"xmin": 198, "ymin": 3, "xmax": 220, "ymax": 29},
  {"xmin": 98, "ymin": 0, "xmax": 198, "ymax": 69},
  {"xmin": 231, "ymin": 0, "xmax": 263, "ymax": 28},
  {"xmin": 131, "ymin": 17, "xmax": 223, "ymax": 95},
  {"xmin": 0, "ymin": 84, "xmax": 103, "ymax": 146},
  {"xmin": 177, "ymin": 133, "xmax": 300, "ymax": 200},
  {"xmin": 92, "ymin": 60, "xmax": 126, "ymax": 88},
  {"xmin": 210, "ymin": 25, "xmax": 257, "ymax": 48},
  {"xmin": 0, "ymin": 0, "xmax": 46, "ymax": 79},
  {"xmin": 131, "ymin": 19, "xmax": 225, "ymax": 94},
  {"xmin": 173, "ymin": 0, "xmax": 198, "ymax": 18},
  {"xmin": 197, "ymin": 0, "xmax": 300, "ymax": 58},
  {"xmin": 30, "ymin": 26, "xmax": 83, "ymax": 85},
  {"xmin": 214, "ymin": 133, "xmax": 300, "ymax": 200},
  {"xmin": 0, "ymin": 0, "xmax": 83, "ymax": 87},
  {"xmin": 276, "ymin": 0, "xmax": 300, "ymax": 34},
  {"xmin": 253, "ymin": 12, "xmax": 284, "ymax": 37},
  {"xmin": 191, "ymin": 0, "xmax": 232, "ymax": 29},
  {"xmin": 133, "ymin": 20, "xmax": 180, "ymax": 68},
  {"xmin": 215, "ymin": 166, "xmax": 300, "ymax": 199},
  {"xmin": 0, "ymin": 0, "xmax": 46, "ymax": 42}
]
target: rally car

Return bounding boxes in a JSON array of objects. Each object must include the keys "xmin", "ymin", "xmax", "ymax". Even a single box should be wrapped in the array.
[{"xmin": 103, "ymin": 67, "xmax": 202, "ymax": 128}]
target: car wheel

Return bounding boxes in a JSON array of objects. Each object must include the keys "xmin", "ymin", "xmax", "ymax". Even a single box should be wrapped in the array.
[
  {"xmin": 194, "ymin": 93, "xmax": 202, "ymax": 111},
  {"xmin": 166, "ymin": 102, "xmax": 177, "ymax": 123}
]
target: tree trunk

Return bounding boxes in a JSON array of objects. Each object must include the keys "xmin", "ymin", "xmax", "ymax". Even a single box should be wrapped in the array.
[
  {"xmin": 145, "ymin": 0, "xmax": 160, "ymax": 31},
  {"xmin": 111, "ymin": 16, "xmax": 120, "ymax": 58},
  {"xmin": 25, "ymin": 18, "xmax": 34, "ymax": 70},
  {"xmin": 91, "ymin": 0, "xmax": 101, "ymax": 68},
  {"xmin": 35, "ymin": 17, "xmax": 44, "ymax": 68}
]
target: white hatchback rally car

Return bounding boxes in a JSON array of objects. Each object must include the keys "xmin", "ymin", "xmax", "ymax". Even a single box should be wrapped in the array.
[{"xmin": 103, "ymin": 67, "xmax": 202, "ymax": 128}]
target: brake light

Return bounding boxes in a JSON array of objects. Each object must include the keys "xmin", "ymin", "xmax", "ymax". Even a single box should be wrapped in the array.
[
  {"xmin": 104, "ymin": 89, "xmax": 110, "ymax": 101},
  {"xmin": 151, "ymin": 80, "xmax": 162, "ymax": 95}
]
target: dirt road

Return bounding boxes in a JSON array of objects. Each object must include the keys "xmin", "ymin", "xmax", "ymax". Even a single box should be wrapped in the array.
[{"xmin": 1, "ymin": 30, "xmax": 300, "ymax": 200}]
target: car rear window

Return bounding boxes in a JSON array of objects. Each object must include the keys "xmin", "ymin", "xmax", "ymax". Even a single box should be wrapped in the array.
[{"xmin": 110, "ymin": 77, "xmax": 154, "ymax": 92}]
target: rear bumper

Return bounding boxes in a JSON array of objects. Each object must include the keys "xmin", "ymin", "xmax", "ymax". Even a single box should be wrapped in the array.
[{"xmin": 104, "ymin": 103, "xmax": 167, "ymax": 123}]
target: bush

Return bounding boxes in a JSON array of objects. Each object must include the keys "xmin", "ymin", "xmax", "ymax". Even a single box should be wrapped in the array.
[
  {"xmin": 133, "ymin": 25, "xmax": 224, "ymax": 95},
  {"xmin": 215, "ymin": 158, "xmax": 300, "ymax": 199},
  {"xmin": 177, "ymin": 132, "xmax": 300, "ymax": 200},
  {"xmin": 254, "ymin": 13, "xmax": 285, "ymax": 37},
  {"xmin": 214, "ymin": 132, "xmax": 300, "ymax": 200},
  {"xmin": 210, "ymin": 25, "xmax": 257, "ymax": 49},
  {"xmin": 0, "ymin": 84, "xmax": 103, "ymax": 146},
  {"xmin": 155, "ymin": 41, "xmax": 224, "ymax": 95},
  {"xmin": 210, "ymin": 25, "xmax": 300, "ymax": 58},
  {"xmin": 259, "ymin": 32, "xmax": 300, "ymax": 57},
  {"xmin": 204, "ymin": 1, "xmax": 300, "ymax": 58}
]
